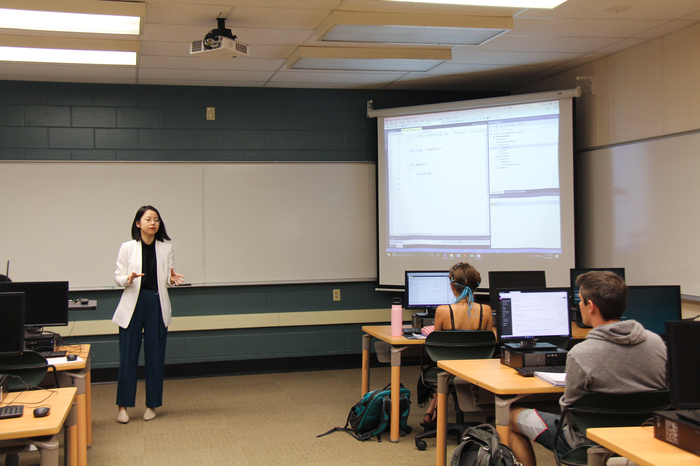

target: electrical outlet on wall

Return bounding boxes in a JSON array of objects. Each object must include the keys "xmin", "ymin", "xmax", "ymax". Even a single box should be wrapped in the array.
[{"xmin": 333, "ymin": 289, "xmax": 341, "ymax": 301}]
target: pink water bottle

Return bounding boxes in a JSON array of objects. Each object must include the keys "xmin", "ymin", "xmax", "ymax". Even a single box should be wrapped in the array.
[{"xmin": 391, "ymin": 297, "xmax": 403, "ymax": 337}]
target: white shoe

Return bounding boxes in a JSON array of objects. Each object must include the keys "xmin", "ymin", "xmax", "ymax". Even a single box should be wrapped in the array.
[
  {"xmin": 117, "ymin": 409, "xmax": 129, "ymax": 424},
  {"xmin": 143, "ymin": 407, "xmax": 156, "ymax": 421}
]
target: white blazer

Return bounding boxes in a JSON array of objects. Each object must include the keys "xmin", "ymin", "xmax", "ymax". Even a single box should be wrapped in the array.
[{"xmin": 112, "ymin": 239, "xmax": 175, "ymax": 329}]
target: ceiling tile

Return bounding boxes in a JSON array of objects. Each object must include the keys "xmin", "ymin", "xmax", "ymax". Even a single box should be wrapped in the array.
[
  {"xmin": 477, "ymin": 35, "xmax": 619, "ymax": 53},
  {"xmin": 0, "ymin": 0, "xmax": 697, "ymax": 92}
]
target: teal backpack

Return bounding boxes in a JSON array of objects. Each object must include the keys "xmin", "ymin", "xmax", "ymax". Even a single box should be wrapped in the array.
[{"xmin": 318, "ymin": 383, "xmax": 411, "ymax": 441}]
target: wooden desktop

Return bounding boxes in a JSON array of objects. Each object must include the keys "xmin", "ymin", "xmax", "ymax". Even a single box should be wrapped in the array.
[
  {"xmin": 361, "ymin": 322, "xmax": 588, "ymax": 444},
  {"xmin": 435, "ymin": 358, "xmax": 564, "ymax": 465},
  {"xmin": 587, "ymin": 426, "xmax": 700, "ymax": 466},
  {"xmin": 52, "ymin": 344, "xmax": 91, "ymax": 466},
  {"xmin": 0, "ymin": 387, "xmax": 77, "ymax": 466}
]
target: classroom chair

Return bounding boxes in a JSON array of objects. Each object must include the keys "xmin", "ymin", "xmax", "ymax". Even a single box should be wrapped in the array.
[
  {"xmin": 0, "ymin": 351, "xmax": 59, "ymax": 391},
  {"xmin": 549, "ymin": 390, "xmax": 671, "ymax": 466},
  {"xmin": 414, "ymin": 330, "xmax": 498, "ymax": 450}
]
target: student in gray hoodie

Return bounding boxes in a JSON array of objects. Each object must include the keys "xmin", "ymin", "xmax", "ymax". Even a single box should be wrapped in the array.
[{"xmin": 507, "ymin": 271, "xmax": 667, "ymax": 466}]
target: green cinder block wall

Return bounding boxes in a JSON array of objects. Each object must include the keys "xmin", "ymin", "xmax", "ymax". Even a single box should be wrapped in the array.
[{"xmin": 0, "ymin": 80, "xmax": 504, "ymax": 374}]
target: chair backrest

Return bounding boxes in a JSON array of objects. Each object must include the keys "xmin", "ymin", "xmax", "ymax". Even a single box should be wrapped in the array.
[
  {"xmin": 423, "ymin": 330, "xmax": 498, "ymax": 362},
  {"xmin": 567, "ymin": 390, "xmax": 671, "ymax": 434},
  {"xmin": 0, "ymin": 351, "xmax": 49, "ymax": 391}
]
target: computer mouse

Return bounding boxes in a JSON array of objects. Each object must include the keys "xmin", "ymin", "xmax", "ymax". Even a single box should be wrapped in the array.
[
  {"xmin": 33, "ymin": 407, "xmax": 50, "ymax": 417},
  {"xmin": 66, "ymin": 354, "xmax": 78, "ymax": 361}
]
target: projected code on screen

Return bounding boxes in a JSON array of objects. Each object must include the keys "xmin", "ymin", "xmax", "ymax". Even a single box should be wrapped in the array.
[{"xmin": 385, "ymin": 102, "xmax": 561, "ymax": 250}]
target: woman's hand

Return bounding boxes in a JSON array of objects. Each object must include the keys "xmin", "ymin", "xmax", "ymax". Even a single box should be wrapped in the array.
[
  {"xmin": 127, "ymin": 272, "xmax": 144, "ymax": 284},
  {"xmin": 169, "ymin": 268, "xmax": 185, "ymax": 286}
]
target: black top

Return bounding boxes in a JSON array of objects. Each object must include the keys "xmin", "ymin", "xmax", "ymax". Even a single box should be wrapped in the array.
[
  {"xmin": 141, "ymin": 240, "xmax": 158, "ymax": 290},
  {"xmin": 447, "ymin": 303, "xmax": 484, "ymax": 330}
]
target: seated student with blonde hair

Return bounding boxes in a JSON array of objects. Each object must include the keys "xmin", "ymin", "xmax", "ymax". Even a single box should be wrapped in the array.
[{"xmin": 421, "ymin": 262, "xmax": 492, "ymax": 423}]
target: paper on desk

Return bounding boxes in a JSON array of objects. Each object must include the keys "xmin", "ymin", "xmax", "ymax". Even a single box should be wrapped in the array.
[
  {"xmin": 534, "ymin": 371, "xmax": 566, "ymax": 387},
  {"xmin": 46, "ymin": 356, "xmax": 84, "ymax": 365}
]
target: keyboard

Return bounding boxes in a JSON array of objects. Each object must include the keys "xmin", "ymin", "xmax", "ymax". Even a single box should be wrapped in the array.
[
  {"xmin": 38, "ymin": 350, "xmax": 67, "ymax": 358},
  {"xmin": 402, "ymin": 328, "xmax": 421, "ymax": 336},
  {"xmin": 0, "ymin": 405, "xmax": 24, "ymax": 420},
  {"xmin": 515, "ymin": 365, "xmax": 566, "ymax": 377}
]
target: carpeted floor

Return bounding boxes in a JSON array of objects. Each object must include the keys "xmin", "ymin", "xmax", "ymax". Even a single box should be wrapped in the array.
[{"xmin": 15, "ymin": 364, "xmax": 561, "ymax": 466}]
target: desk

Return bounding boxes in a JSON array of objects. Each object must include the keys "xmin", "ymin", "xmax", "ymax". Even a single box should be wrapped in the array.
[
  {"xmin": 435, "ymin": 359, "xmax": 564, "ymax": 466},
  {"xmin": 361, "ymin": 323, "xmax": 588, "ymax": 444},
  {"xmin": 52, "ymin": 344, "xmax": 91, "ymax": 466},
  {"xmin": 0, "ymin": 387, "xmax": 77, "ymax": 466},
  {"xmin": 361, "ymin": 326, "xmax": 424, "ymax": 442},
  {"xmin": 587, "ymin": 426, "xmax": 700, "ymax": 466}
]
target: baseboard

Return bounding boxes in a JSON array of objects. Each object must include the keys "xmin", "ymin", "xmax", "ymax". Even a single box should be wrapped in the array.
[{"xmin": 90, "ymin": 353, "xmax": 420, "ymax": 384}]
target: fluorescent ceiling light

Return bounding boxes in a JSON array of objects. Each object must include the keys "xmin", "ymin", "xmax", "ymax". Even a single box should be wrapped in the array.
[
  {"xmin": 0, "ymin": 34, "xmax": 139, "ymax": 65},
  {"xmin": 316, "ymin": 12, "xmax": 512, "ymax": 46},
  {"xmin": 377, "ymin": 0, "xmax": 568, "ymax": 7},
  {"xmin": 0, "ymin": 46, "xmax": 137, "ymax": 65},
  {"xmin": 0, "ymin": 0, "xmax": 144, "ymax": 35},
  {"xmin": 288, "ymin": 47, "xmax": 451, "ymax": 72}
]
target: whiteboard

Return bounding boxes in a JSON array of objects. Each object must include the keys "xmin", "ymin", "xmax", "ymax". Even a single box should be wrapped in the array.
[
  {"xmin": 577, "ymin": 133, "xmax": 700, "ymax": 297},
  {"xmin": 0, "ymin": 162, "xmax": 376, "ymax": 289}
]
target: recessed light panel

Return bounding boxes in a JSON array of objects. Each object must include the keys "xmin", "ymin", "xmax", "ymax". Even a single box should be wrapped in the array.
[
  {"xmin": 0, "ymin": 1, "xmax": 144, "ymax": 35},
  {"xmin": 316, "ymin": 12, "xmax": 512, "ymax": 46},
  {"xmin": 288, "ymin": 47, "xmax": 451, "ymax": 72}
]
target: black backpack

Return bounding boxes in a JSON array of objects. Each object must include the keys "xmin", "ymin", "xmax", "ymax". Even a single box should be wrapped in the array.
[
  {"xmin": 450, "ymin": 424, "xmax": 520, "ymax": 466},
  {"xmin": 318, "ymin": 383, "xmax": 411, "ymax": 441}
]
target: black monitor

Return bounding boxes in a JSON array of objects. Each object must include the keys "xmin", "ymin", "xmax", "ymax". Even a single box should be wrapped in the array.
[
  {"xmin": 0, "ymin": 281, "xmax": 69, "ymax": 329},
  {"xmin": 665, "ymin": 320, "xmax": 700, "ymax": 425},
  {"xmin": 495, "ymin": 287, "xmax": 571, "ymax": 349},
  {"xmin": 623, "ymin": 285, "xmax": 681, "ymax": 337},
  {"xmin": 488, "ymin": 270, "xmax": 546, "ymax": 315},
  {"xmin": 0, "ymin": 292, "xmax": 25, "ymax": 356},
  {"xmin": 569, "ymin": 268, "xmax": 625, "ymax": 309},
  {"xmin": 405, "ymin": 270, "xmax": 452, "ymax": 311}
]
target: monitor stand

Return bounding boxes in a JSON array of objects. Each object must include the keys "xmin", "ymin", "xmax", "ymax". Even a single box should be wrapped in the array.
[{"xmin": 677, "ymin": 410, "xmax": 700, "ymax": 427}]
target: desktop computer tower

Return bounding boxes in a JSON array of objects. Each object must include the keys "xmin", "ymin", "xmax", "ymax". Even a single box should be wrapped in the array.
[
  {"xmin": 411, "ymin": 312, "xmax": 434, "ymax": 328},
  {"xmin": 501, "ymin": 347, "xmax": 568, "ymax": 368},
  {"xmin": 24, "ymin": 333, "xmax": 56, "ymax": 352},
  {"xmin": 654, "ymin": 410, "xmax": 700, "ymax": 456}
]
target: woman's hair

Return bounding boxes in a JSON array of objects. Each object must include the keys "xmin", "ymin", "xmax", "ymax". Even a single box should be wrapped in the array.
[
  {"xmin": 449, "ymin": 262, "xmax": 481, "ymax": 293},
  {"xmin": 449, "ymin": 262, "xmax": 481, "ymax": 305},
  {"xmin": 131, "ymin": 205, "xmax": 171, "ymax": 242}
]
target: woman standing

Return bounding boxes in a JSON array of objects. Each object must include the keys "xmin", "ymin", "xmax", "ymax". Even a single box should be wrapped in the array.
[{"xmin": 113, "ymin": 205, "xmax": 184, "ymax": 424}]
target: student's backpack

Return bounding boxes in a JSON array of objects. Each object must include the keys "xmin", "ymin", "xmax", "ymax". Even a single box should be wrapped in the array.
[
  {"xmin": 450, "ymin": 424, "xmax": 520, "ymax": 466},
  {"xmin": 317, "ymin": 383, "xmax": 411, "ymax": 442}
]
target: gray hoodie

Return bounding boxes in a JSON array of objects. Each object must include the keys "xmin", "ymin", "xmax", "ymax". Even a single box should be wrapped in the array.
[{"xmin": 561, "ymin": 319, "xmax": 667, "ymax": 447}]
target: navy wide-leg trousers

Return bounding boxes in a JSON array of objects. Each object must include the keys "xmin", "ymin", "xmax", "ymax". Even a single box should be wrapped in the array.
[{"xmin": 116, "ymin": 289, "xmax": 167, "ymax": 408}]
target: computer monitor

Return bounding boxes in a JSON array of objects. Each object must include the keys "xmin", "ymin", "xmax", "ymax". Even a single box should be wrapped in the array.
[
  {"xmin": 405, "ymin": 270, "xmax": 453, "ymax": 311},
  {"xmin": 623, "ymin": 285, "xmax": 681, "ymax": 337},
  {"xmin": 569, "ymin": 267, "xmax": 625, "ymax": 309},
  {"xmin": 488, "ymin": 270, "xmax": 546, "ymax": 315},
  {"xmin": 0, "ymin": 292, "xmax": 25, "ymax": 356},
  {"xmin": 495, "ymin": 287, "xmax": 571, "ymax": 349},
  {"xmin": 0, "ymin": 281, "xmax": 69, "ymax": 329},
  {"xmin": 665, "ymin": 320, "xmax": 700, "ymax": 424}
]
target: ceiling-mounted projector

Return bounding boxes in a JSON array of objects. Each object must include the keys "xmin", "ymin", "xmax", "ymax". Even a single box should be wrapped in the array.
[{"xmin": 190, "ymin": 17, "xmax": 249, "ymax": 60}]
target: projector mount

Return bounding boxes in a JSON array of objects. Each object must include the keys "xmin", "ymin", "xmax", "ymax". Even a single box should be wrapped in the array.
[{"xmin": 203, "ymin": 17, "xmax": 237, "ymax": 50}]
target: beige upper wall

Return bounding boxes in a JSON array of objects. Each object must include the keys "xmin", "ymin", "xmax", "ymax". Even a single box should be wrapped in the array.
[
  {"xmin": 515, "ymin": 23, "xmax": 700, "ymax": 318},
  {"xmin": 515, "ymin": 22, "xmax": 700, "ymax": 151}
]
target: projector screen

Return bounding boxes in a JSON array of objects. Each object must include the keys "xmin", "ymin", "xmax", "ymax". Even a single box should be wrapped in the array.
[{"xmin": 374, "ymin": 91, "xmax": 576, "ymax": 289}]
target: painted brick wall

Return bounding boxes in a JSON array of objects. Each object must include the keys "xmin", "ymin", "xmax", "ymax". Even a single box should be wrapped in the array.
[{"xmin": 1, "ymin": 80, "xmax": 501, "ymax": 373}]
